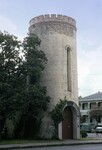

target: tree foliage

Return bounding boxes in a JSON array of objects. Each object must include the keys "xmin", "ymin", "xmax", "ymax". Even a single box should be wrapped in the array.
[
  {"xmin": 0, "ymin": 31, "xmax": 50, "ymax": 139},
  {"xmin": 23, "ymin": 33, "xmax": 47, "ymax": 83},
  {"xmin": 16, "ymin": 33, "xmax": 50, "ymax": 138},
  {"xmin": 0, "ymin": 32, "xmax": 24, "ymax": 131},
  {"xmin": 80, "ymin": 115, "xmax": 86, "ymax": 124},
  {"xmin": 51, "ymin": 98, "xmax": 67, "ymax": 125},
  {"xmin": 0, "ymin": 31, "xmax": 27, "ymax": 139},
  {"xmin": 90, "ymin": 106, "xmax": 102, "ymax": 124},
  {"xmin": 51, "ymin": 98, "xmax": 67, "ymax": 138}
]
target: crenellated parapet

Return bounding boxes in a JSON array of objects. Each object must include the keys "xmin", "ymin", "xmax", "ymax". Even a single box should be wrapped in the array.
[
  {"xmin": 28, "ymin": 14, "xmax": 79, "ymax": 139},
  {"xmin": 29, "ymin": 14, "xmax": 76, "ymax": 27}
]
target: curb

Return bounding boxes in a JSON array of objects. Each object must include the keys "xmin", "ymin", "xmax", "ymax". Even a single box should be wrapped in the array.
[{"xmin": 0, "ymin": 140, "xmax": 102, "ymax": 149}]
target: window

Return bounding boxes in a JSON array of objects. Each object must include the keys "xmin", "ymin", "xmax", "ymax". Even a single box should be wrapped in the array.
[
  {"xmin": 98, "ymin": 102, "xmax": 101, "ymax": 107},
  {"xmin": 82, "ymin": 103, "xmax": 88, "ymax": 110},
  {"xmin": 90, "ymin": 118, "xmax": 93, "ymax": 123},
  {"xmin": 67, "ymin": 47, "xmax": 71, "ymax": 92},
  {"xmin": 98, "ymin": 118, "xmax": 101, "ymax": 123}
]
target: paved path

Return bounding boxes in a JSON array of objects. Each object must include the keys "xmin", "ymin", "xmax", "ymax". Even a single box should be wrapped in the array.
[
  {"xmin": 13, "ymin": 144, "xmax": 102, "ymax": 150},
  {"xmin": 0, "ymin": 139, "xmax": 102, "ymax": 149},
  {"xmin": 0, "ymin": 133, "xmax": 102, "ymax": 149}
]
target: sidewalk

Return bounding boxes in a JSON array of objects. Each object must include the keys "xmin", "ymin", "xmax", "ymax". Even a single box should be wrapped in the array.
[{"xmin": 0, "ymin": 138, "xmax": 102, "ymax": 149}]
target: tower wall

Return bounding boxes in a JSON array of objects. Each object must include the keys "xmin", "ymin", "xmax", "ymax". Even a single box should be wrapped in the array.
[
  {"xmin": 29, "ymin": 14, "xmax": 78, "ymax": 107},
  {"xmin": 29, "ymin": 14, "xmax": 78, "ymax": 138}
]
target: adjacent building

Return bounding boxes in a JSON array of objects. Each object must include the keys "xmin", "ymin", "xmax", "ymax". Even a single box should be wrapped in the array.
[{"xmin": 79, "ymin": 91, "xmax": 102, "ymax": 127}]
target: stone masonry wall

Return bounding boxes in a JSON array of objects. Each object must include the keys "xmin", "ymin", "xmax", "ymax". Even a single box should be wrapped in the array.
[{"xmin": 29, "ymin": 14, "xmax": 78, "ymax": 138}]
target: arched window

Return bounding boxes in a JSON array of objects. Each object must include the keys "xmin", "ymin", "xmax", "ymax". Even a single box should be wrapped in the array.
[{"xmin": 67, "ymin": 47, "xmax": 71, "ymax": 92}]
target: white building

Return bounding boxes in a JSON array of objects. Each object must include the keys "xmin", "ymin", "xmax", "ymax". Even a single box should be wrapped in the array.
[{"xmin": 79, "ymin": 92, "xmax": 102, "ymax": 127}]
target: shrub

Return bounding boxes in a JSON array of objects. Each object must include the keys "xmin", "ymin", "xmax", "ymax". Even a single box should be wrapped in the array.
[
  {"xmin": 50, "ymin": 98, "xmax": 67, "ymax": 138},
  {"xmin": 80, "ymin": 130, "xmax": 88, "ymax": 138}
]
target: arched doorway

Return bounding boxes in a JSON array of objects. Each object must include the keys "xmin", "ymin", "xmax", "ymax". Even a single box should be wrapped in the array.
[
  {"xmin": 58, "ymin": 101, "xmax": 80, "ymax": 140},
  {"xmin": 62, "ymin": 107, "xmax": 73, "ymax": 139}
]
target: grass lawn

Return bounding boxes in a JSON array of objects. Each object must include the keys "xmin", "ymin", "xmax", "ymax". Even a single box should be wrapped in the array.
[
  {"xmin": 0, "ymin": 137, "xmax": 100, "ymax": 145},
  {"xmin": 0, "ymin": 139, "xmax": 60, "ymax": 145},
  {"xmin": 0, "ymin": 139, "xmax": 37, "ymax": 145}
]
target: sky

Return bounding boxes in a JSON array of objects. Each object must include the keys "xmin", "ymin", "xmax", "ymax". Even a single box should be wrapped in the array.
[{"xmin": 0, "ymin": 0, "xmax": 102, "ymax": 97}]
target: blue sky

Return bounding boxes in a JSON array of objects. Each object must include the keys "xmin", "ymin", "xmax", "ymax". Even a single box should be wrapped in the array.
[{"xmin": 0, "ymin": 0, "xmax": 102, "ymax": 97}]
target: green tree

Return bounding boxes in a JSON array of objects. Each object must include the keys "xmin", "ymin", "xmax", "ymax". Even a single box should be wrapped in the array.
[
  {"xmin": 0, "ymin": 31, "xmax": 25, "ymax": 138},
  {"xmin": 23, "ymin": 34, "xmax": 47, "ymax": 83},
  {"xmin": 90, "ymin": 106, "xmax": 102, "ymax": 125},
  {"xmin": 80, "ymin": 115, "xmax": 86, "ymax": 124},
  {"xmin": 14, "ymin": 33, "xmax": 50, "ymax": 139},
  {"xmin": 0, "ymin": 32, "xmax": 50, "ymax": 139}
]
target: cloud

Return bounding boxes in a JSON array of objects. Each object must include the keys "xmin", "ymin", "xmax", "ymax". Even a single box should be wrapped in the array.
[
  {"xmin": 0, "ymin": 15, "xmax": 24, "ymax": 40},
  {"xmin": 77, "ymin": 32, "xmax": 102, "ymax": 97},
  {"xmin": 0, "ymin": 15, "xmax": 17, "ymax": 33}
]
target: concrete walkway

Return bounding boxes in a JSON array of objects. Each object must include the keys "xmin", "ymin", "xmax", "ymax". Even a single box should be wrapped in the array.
[{"xmin": 0, "ymin": 138, "xmax": 102, "ymax": 149}]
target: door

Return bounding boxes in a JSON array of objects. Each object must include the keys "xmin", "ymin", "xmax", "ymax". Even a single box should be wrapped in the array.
[{"xmin": 62, "ymin": 107, "xmax": 73, "ymax": 139}]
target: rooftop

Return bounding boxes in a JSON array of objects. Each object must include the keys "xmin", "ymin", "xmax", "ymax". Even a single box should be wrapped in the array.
[{"xmin": 80, "ymin": 91, "xmax": 102, "ymax": 101}]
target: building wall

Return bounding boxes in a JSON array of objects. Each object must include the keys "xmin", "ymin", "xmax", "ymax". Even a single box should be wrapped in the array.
[
  {"xmin": 29, "ymin": 14, "xmax": 78, "ymax": 107},
  {"xmin": 29, "ymin": 14, "xmax": 79, "ymax": 138},
  {"xmin": 80, "ymin": 100, "xmax": 102, "ymax": 126}
]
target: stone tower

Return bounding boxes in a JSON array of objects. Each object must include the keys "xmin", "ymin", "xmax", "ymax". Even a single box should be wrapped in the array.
[{"xmin": 29, "ymin": 14, "xmax": 80, "ymax": 139}]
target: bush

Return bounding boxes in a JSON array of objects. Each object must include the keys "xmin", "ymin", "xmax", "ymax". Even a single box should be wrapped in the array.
[{"xmin": 80, "ymin": 130, "xmax": 88, "ymax": 138}]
